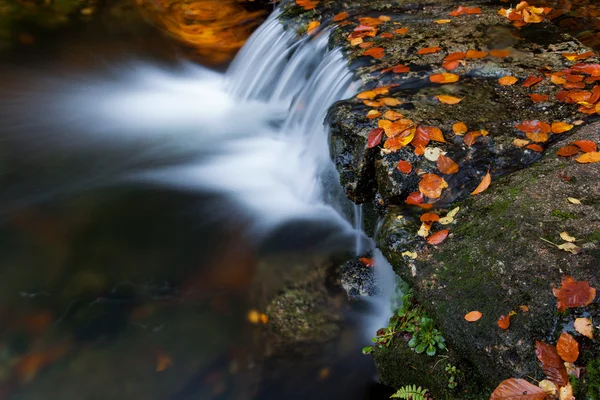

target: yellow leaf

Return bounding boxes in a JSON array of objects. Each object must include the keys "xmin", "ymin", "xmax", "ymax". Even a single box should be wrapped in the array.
[
  {"xmin": 557, "ymin": 242, "xmax": 580, "ymax": 254},
  {"xmin": 567, "ymin": 197, "xmax": 581, "ymax": 205},
  {"xmin": 560, "ymin": 231, "xmax": 576, "ymax": 242},
  {"xmin": 357, "ymin": 90, "xmax": 377, "ymax": 99},
  {"xmin": 576, "ymin": 151, "xmax": 600, "ymax": 163},
  {"xmin": 307, "ymin": 21, "xmax": 320, "ymax": 35},
  {"xmin": 513, "ymin": 138, "xmax": 530, "ymax": 147},
  {"xmin": 401, "ymin": 250, "xmax": 418, "ymax": 259},
  {"xmin": 471, "ymin": 172, "xmax": 491, "ymax": 195},
  {"xmin": 434, "ymin": 19, "xmax": 452, "ymax": 24},
  {"xmin": 539, "ymin": 380, "xmax": 557, "ymax": 395},
  {"xmin": 559, "ymin": 383, "xmax": 575, "ymax": 400},
  {"xmin": 439, "ymin": 206, "xmax": 460, "ymax": 225},
  {"xmin": 452, "ymin": 121, "xmax": 467, "ymax": 135},
  {"xmin": 417, "ymin": 222, "xmax": 432, "ymax": 237}
]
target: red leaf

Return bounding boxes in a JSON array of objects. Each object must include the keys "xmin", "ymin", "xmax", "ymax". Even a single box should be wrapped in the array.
[
  {"xmin": 437, "ymin": 154, "xmax": 459, "ymax": 174},
  {"xmin": 427, "ymin": 229, "xmax": 449, "ymax": 245},
  {"xmin": 526, "ymin": 144, "xmax": 543, "ymax": 152},
  {"xmin": 535, "ymin": 340, "xmax": 568, "ymax": 387},
  {"xmin": 393, "ymin": 64, "xmax": 410, "ymax": 73},
  {"xmin": 405, "ymin": 191, "xmax": 424, "ymax": 206},
  {"xmin": 571, "ymin": 63, "xmax": 600, "ymax": 76},
  {"xmin": 359, "ymin": 257, "xmax": 375, "ymax": 267},
  {"xmin": 529, "ymin": 94, "xmax": 548, "ymax": 102},
  {"xmin": 417, "ymin": 46, "xmax": 441, "ymax": 55},
  {"xmin": 490, "ymin": 378, "xmax": 547, "ymax": 400},
  {"xmin": 397, "ymin": 160, "xmax": 412, "ymax": 174},
  {"xmin": 367, "ymin": 128, "xmax": 384, "ymax": 148},
  {"xmin": 523, "ymin": 76, "xmax": 543, "ymax": 87},
  {"xmin": 553, "ymin": 276, "xmax": 596, "ymax": 311},
  {"xmin": 363, "ymin": 47, "xmax": 385, "ymax": 59}
]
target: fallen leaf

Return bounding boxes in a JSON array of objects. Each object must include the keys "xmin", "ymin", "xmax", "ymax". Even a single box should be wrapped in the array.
[
  {"xmin": 384, "ymin": 110, "xmax": 404, "ymax": 120},
  {"xmin": 567, "ymin": 197, "xmax": 581, "ymax": 205},
  {"xmin": 471, "ymin": 172, "xmax": 491, "ymax": 195},
  {"xmin": 560, "ymin": 232, "xmax": 576, "ymax": 242},
  {"xmin": 526, "ymin": 144, "xmax": 543, "ymax": 152},
  {"xmin": 392, "ymin": 64, "xmax": 410, "ymax": 73},
  {"xmin": 576, "ymin": 151, "xmax": 600, "ymax": 163},
  {"xmin": 538, "ymin": 380, "xmax": 557, "ymax": 396},
  {"xmin": 464, "ymin": 130, "xmax": 482, "ymax": 146},
  {"xmin": 574, "ymin": 317, "xmax": 594, "ymax": 339},
  {"xmin": 466, "ymin": 49, "xmax": 488, "ymax": 59},
  {"xmin": 384, "ymin": 128, "xmax": 416, "ymax": 151},
  {"xmin": 572, "ymin": 140, "xmax": 597, "ymax": 153},
  {"xmin": 156, "ymin": 352, "xmax": 173, "ymax": 372},
  {"xmin": 535, "ymin": 340, "xmax": 569, "ymax": 387},
  {"xmin": 333, "ymin": 11, "xmax": 349, "ymax": 22},
  {"xmin": 366, "ymin": 110, "xmax": 382, "ymax": 119},
  {"xmin": 437, "ymin": 154, "xmax": 459, "ymax": 174},
  {"xmin": 563, "ymin": 51, "xmax": 595, "ymax": 61},
  {"xmin": 382, "ymin": 97, "xmax": 402, "ymax": 106},
  {"xmin": 523, "ymin": 76, "xmax": 544, "ymax": 87},
  {"xmin": 516, "ymin": 120, "xmax": 551, "ymax": 135},
  {"xmin": 499, "ymin": 76, "xmax": 518, "ymax": 86},
  {"xmin": 427, "ymin": 229, "xmax": 449, "ymax": 245},
  {"xmin": 490, "ymin": 378, "xmax": 547, "ymax": 400},
  {"xmin": 551, "ymin": 122, "xmax": 574, "ymax": 134},
  {"xmin": 439, "ymin": 207, "xmax": 460, "ymax": 225},
  {"xmin": 397, "ymin": 160, "xmax": 412, "ymax": 174},
  {"xmin": 417, "ymin": 46, "xmax": 442, "ymax": 55},
  {"xmin": 497, "ymin": 314, "xmax": 511, "ymax": 329},
  {"xmin": 556, "ymin": 332, "xmax": 579, "ymax": 363},
  {"xmin": 434, "ymin": 19, "xmax": 452, "ymax": 24},
  {"xmin": 559, "ymin": 383, "xmax": 575, "ymax": 400},
  {"xmin": 513, "ymin": 139, "xmax": 530, "ymax": 147},
  {"xmin": 307, "ymin": 21, "xmax": 320, "ymax": 35},
  {"xmin": 360, "ymin": 257, "xmax": 375, "ymax": 267},
  {"xmin": 417, "ymin": 221, "xmax": 432, "ymax": 237},
  {"xmin": 444, "ymin": 52, "xmax": 466, "ymax": 62},
  {"xmin": 406, "ymin": 191, "xmax": 424, "ymax": 205},
  {"xmin": 430, "ymin": 73, "xmax": 460, "ymax": 84},
  {"xmin": 418, "ymin": 125, "xmax": 446, "ymax": 143},
  {"xmin": 442, "ymin": 60, "xmax": 460, "ymax": 71},
  {"xmin": 367, "ymin": 128, "xmax": 384, "ymax": 148},
  {"xmin": 554, "ymin": 276, "xmax": 597, "ymax": 311},
  {"xmin": 357, "ymin": 90, "xmax": 377, "ymax": 100},
  {"xmin": 556, "ymin": 146, "xmax": 579, "ymax": 157},
  {"xmin": 529, "ymin": 94, "xmax": 549, "ymax": 102},
  {"xmin": 464, "ymin": 311, "xmax": 482, "ymax": 322},
  {"xmin": 557, "ymin": 242, "xmax": 580, "ymax": 254},
  {"xmin": 380, "ymin": 32, "xmax": 393, "ymax": 39},
  {"xmin": 551, "ymin": 75, "xmax": 567, "ymax": 85},
  {"xmin": 424, "ymin": 147, "xmax": 443, "ymax": 161},
  {"xmin": 401, "ymin": 250, "xmax": 418, "ymax": 259},
  {"xmin": 435, "ymin": 95, "xmax": 463, "ymax": 104},
  {"xmin": 418, "ymin": 173, "xmax": 448, "ymax": 199},
  {"xmin": 394, "ymin": 27, "xmax": 409, "ymax": 34},
  {"xmin": 490, "ymin": 49, "xmax": 511, "ymax": 58},
  {"xmin": 296, "ymin": 0, "xmax": 318, "ymax": 10},
  {"xmin": 363, "ymin": 47, "xmax": 385, "ymax": 59},
  {"xmin": 452, "ymin": 121, "xmax": 468, "ymax": 135},
  {"xmin": 420, "ymin": 212, "xmax": 440, "ymax": 222},
  {"xmin": 519, "ymin": 305, "xmax": 529, "ymax": 312},
  {"xmin": 363, "ymin": 100, "xmax": 382, "ymax": 107}
]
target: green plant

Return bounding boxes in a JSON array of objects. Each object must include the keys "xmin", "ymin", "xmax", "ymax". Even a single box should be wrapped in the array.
[
  {"xmin": 444, "ymin": 363, "xmax": 461, "ymax": 389},
  {"xmin": 390, "ymin": 384, "xmax": 428, "ymax": 399},
  {"xmin": 408, "ymin": 316, "xmax": 446, "ymax": 356}
]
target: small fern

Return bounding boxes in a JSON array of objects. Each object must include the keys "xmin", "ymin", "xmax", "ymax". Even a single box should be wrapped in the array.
[{"xmin": 390, "ymin": 384, "xmax": 428, "ymax": 400}]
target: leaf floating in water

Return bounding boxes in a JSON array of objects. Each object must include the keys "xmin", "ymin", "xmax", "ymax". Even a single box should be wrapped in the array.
[
  {"xmin": 556, "ymin": 333, "xmax": 579, "ymax": 363},
  {"xmin": 437, "ymin": 154, "xmax": 459, "ymax": 174},
  {"xmin": 427, "ymin": 229, "xmax": 449, "ymax": 245},
  {"xmin": 417, "ymin": 46, "xmax": 442, "ymax": 55},
  {"xmin": 576, "ymin": 151, "xmax": 600, "ymax": 163},
  {"xmin": 490, "ymin": 378, "xmax": 547, "ymax": 400},
  {"xmin": 307, "ymin": 21, "xmax": 320, "ymax": 35},
  {"xmin": 471, "ymin": 172, "xmax": 491, "ymax": 195},
  {"xmin": 535, "ymin": 340, "xmax": 568, "ymax": 387},
  {"xmin": 367, "ymin": 128, "xmax": 384, "ymax": 148},
  {"xmin": 498, "ymin": 76, "xmax": 518, "ymax": 86},
  {"xmin": 464, "ymin": 311, "xmax": 482, "ymax": 322},
  {"xmin": 497, "ymin": 314, "xmax": 511, "ymax": 330},
  {"xmin": 574, "ymin": 317, "xmax": 594, "ymax": 339},
  {"xmin": 435, "ymin": 95, "xmax": 462, "ymax": 104}
]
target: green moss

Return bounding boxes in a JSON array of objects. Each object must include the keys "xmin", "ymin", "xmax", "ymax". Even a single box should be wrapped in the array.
[
  {"xmin": 588, "ymin": 230, "xmax": 600, "ymax": 242},
  {"xmin": 587, "ymin": 359, "xmax": 600, "ymax": 400},
  {"xmin": 551, "ymin": 209, "xmax": 577, "ymax": 220}
]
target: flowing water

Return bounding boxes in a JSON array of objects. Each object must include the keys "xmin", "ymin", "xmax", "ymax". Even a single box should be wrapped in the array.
[{"xmin": 0, "ymin": 4, "xmax": 397, "ymax": 400}]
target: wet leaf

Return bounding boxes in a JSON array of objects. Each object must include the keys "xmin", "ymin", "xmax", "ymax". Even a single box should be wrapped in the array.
[
  {"xmin": 384, "ymin": 110, "xmax": 404, "ymax": 120},
  {"xmin": 418, "ymin": 126, "xmax": 446, "ymax": 143},
  {"xmin": 418, "ymin": 173, "xmax": 448, "ymax": 199},
  {"xmin": 526, "ymin": 131, "xmax": 549, "ymax": 143},
  {"xmin": 363, "ymin": 47, "xmax": 385, "ymax": 59},
  {"xmin": 417, "ymin": 221, "xmax": 432, "ymax": 237},
  {"xmin": 417, "ymin": 46, "xmax": 442, "ymax": 55},
  {"xmin": 464, "ymin": 311, "xmax": 482, "ymax": 322},
  {"xmin": 490, "ymin": 49, "xmax": 511, "ymax": 58},
  {"xmin": 367, "ymin": 128, "xmax": 384, "ymax": 148},
  {"xmin": 424, "ymin": 147, "xmax": 443, "ymax": 161},
  {"xmin": 554, "ymin": 276, "xmax": 597, "ymax": 311},
  {"xmin": 366, "ymin": 110, "xmax": 382, "ymax": 119},
  {"xmin": 445, "ymin": 52, "xmax": 467, "ymax": 62},
  {"xmin": 156, "ymin": 352, "xmax": 173, "ymax": 372},
  {"xmin": 516, "ymin": 120, "xmax": 551, "ymax": 135},
  {"xmin": 551, "ymin": 122, "xmax": 574, "ymax": 134},
  {"xmin": 556, "ymin": 146, "xmax": 579, "ymax": 157},
  {"xmin": 497, "ymin": 314, "xmax": 511, "ymax": 330},
  {"xmin": 442, "ymin": 60, "xmax": 461, "ymax": 71},
  {"xmin": 513, "ymin": 139, "xmax": 530, "ymax": 147},
  {"xmin": 538, "ymin": 380, "xmax": 557, "ymax": 396},
  {"xmin": 397, "ymin": 160, "xmax": 412, "ymax": 174},
  {"xmin": 490, "ymin": 378, "xmax": 547, "ymax": 400},
  {"xmin": 363, "ymin": 100, "xmax": 383, "ymax": 107},
  {"xmin": 382, "ymin": 97, "xmax": 402, "ymax": 106},
  {"xmin": 551, "ymin": 75, "xmax": 567, "ymax": 85},
  {"xmin": 559, "ymin": 383, "xmax": 575, "ymax": 400},
  {"xmin": 380, "ymin": 32, "xmax": 393, "ymax": 39},
  {"xmin": 471, "ymin": 172, "xmax": 491, "ymax": 195},
  {"xmin": 360, "ymin": 257, "xmax": 375, "ymax": 267},
  {"xmin": 499, "ymin": 76, "xmax": 518, "ymax": 86},
  {"xmin": 466, "ymin": 49, "xmax": 488, "ymax": 59},
  {"xmin": 574, "ymin": 317, "xmax": 594, "ymax": 339},
  {"xmin": 384, "ymin": 128, "xmax": 416, "ymax": 151},
  {"xmin": 535, "ymin": 340, "xmax": 569, "ymax": 387},
  {"xmin": 526, "ymin": 144, "xmax": 543, "ymax": 152},
  {"xmin": 563, "ymin": 51, "xmax": 595, "ymax": 61},
  {"xmin": 435, "ymin": 95, "xmax": 462, "ymax": 104},
  {"xmin": 394, "ymin": 27, "xmax": 409, "ymax": 34},
  {"xmin": 357, "ymin": 90, "xmax": 377, "ymax": 100},
  {"xmin": 452, "ymin": 121, "xmax": 468, "ymax": 135},
  {"xmin": 406, "ymin": 191, "xmax": 424, "ymax": 205},
  {"xmin": 430, "ymin": 73, "xmax": 460, "ymax": 84},
  {"xmin": 523, "ymin": 76, "xmax": 544, "ymax": 87},
  {"xmin": 437, "ymin": 154, "xmax": 459, "ymax": 174},
  {"xmin": 556, "ymin": 332, "xmax": 579, "ymax": 363},
  {"xmin": 427, "ymin": 229, "xmax": 449, "ymax": 245},
  {"xmin": 392, "ymin": 64, "xmax": 410, "ymax": 73},
  {"xmin": 576, "ymin": 152, "xmax": 600, "ymax": 163},
  {"xmin": 529, "ymin": 94, "xmax": 549, "ymax": 103},
  {"xmin": 567, "ymin": 197, "xmax": 581, "ymax": 205},
  {"xmin": 519, "ymin": 305, "xmax": 529, "ymax": 312},
  {"xmin": 463, "ymin": 131, "xmax": 482, "ymax": 146},
  {"xmin": 559, "ymin": 232, "xmax": 576, "ymax": 242},
  {"xmin": 402, "ymin": 250, "xmax": 418, "ymax": 259},
  {"xmin": 434, "ymin": 19, "xmax": 452, "ymax": 24},
  {"xmin": 572, "ymin": 140, "xmax": 597, "ymax": 153},
  {"xmin": 296, "ymin": 0, "xmax": 318, "ymax": 10},
  {"xmin": 307, "ymin": 21, "xmax": 320, "ymax": 35},
  {"xmin": 571, "ymin": 63, "xmax": 600, "ymax": 76},
  {"xmin": 333, "ymin": 11, "xmax": 349, "ymax": 22},
  {"xmin": 420, "ymin": 212, "xmax": 440, "ymax": 222}
]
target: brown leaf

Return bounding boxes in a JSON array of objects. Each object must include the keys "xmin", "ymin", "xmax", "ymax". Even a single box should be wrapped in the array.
[
  {"xmin": 497, "ymin": 314, "xmax": 511, "ymax": 330},
  {"xmin": 367, "ymin": 128, "xmax": 384, "ymax": 148},
  {"xmin": 418, "ymin": 125, "xmax": 446, "ymax": 143},
  {"xmin": 464, "ymin": 130, "xmax": 482, "ymax": 146},
  {"xmin": 417, "ymin": 46, "xmax": 442, "ymax": 55},
  {"xmin": 529, "ymin": 94, "xmax": 549, "ymax": 103},
  {"xmin": 523, "ymin": 76, "xmax": 544, "ymax": 87},
  {"xmin": 464, "ymin": 311, "xmax": 482, "ymax": 321},
  {"xmin": 471, "ymin": 172, "xmax": 491, "ymax": 195},
  {"xmin": 397, "ymin": 160, "xmax": 412, "ymax": 174},
  {"xmin": 556, "ymin": 332, "xmax": 579, "ymax": 363},
  {"xmin": 554, "ymin": 276, "xmax": 597, "ymax": 311},
  {"xmin": 556, "ymin": 146, "xmax": 579, "ymax": 157},
  {"xmin": 490, "ymin": 378, "xmax": 548, "ymax": 400},
  {"xmin": 427, "ymin": 229, "xmax": 449, "ymax": 245},
  {"xmin": 437, "ymin": 154, "xmax": 459, "ymax": 174},
  {"xmin": 535, "ymin": 340, "xmax": 569, "ymax": 387},
  {"xmin": 435, "ymin": 95, "xmax": 462, "ymax": 104},
  {"xmin": 418, "ymin": 173, "xmax": 448, "ymax": 199}
]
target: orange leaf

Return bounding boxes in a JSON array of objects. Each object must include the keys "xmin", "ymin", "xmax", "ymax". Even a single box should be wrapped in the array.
[
  {"xmin": 296, "ymin": 0, "xmax": 318, "ymax": 10},
  {"xmin": 418, "ymin": 125, "xmax": 446, "ymax": 143},
  {"xmin": 430, "ymin": 73, "xmax": 460, "ymax": 84},
  {"xmin": 442, "ymin": 60, "xmax": 460, "ymax": 71},
  {"xmin": 367, "ymin": 128, "xmax": 384, "ymax": 148},
  {"xmin": 535, "ymin": 340, "xmax": 569, "ymax": 387},
  {"xmin": 418, "ymin": 173, "xmax": 448, "ymax": 199},
  {"xmin": 556, "ymin": 332, "xmax": 579, "ymax": 363},
  {"xmin": 366, "ymin": 110, "xmax": 381, "ymax": 119},
  {"xmin": 452, "ymin": 121, "xmax": 468, "ymax": 135},
  {"xmin": 576, "ymin": 151, "xmax": 600, "ymax": 163},
  {"xmin": 384, "ymin": 110, "xmax": 403, "ymax": 121},
  {"xmin": 427, "ymin": 229, "xmax": 449, "ymax": 245},
  {"xmin": 363, "ymin": 47, "xmax": 385, "ymax": 59},
  {"xmin": 156, "ymin": 352, "xmax": 173, "ymax": 372},
  {"xmin": 449, "ymin": 6, "xmax": 466, "ymax": 16},
  {"xmin": 498, "ymin": 76, "xmax": 518, "ymax": 86},
  {"xmin": 523, "ymin": 75, "xmax": 543, "ymax": 87},
  {"xmin": 394, "ymin": 27, "xmax": 409, "ymax": 34},
  {"xmin": 466, "ymin": 49, "xmax": 488, "ymax": 59},
  {"xmin": 526, "ymin": 144, "xmax": 543, "ymax": 152},
  {"xmin": 551, "ymin": 122, "xmax": 574, "ymax": 134},
  {"xmin": 360, "ymin": 257, "xmax": 375, "ymax": 267},
  {"xmin": 434, "ymin": 19, "xmax": 452, "ymax": 24},
  {"xmin": 563, "ymin": 51, "xmax": 595, "ymax": 61},
  {"xmin": 383, "ymin": 128, "xmax": 416, "ymax": 151},
  {"xmin": 556, "ymin": 146, "xmax": 579, "ymax": 157},
  {"xmin": 405, "ymin": 191, "xmax": 424, "ymax": 205},
  {"xmin": 359, "ymin": 42, "xmax": 374, "ymax": 49},
  {"xmin": 553, "ymin": 276, "xmax": 597, "ymax": 311},
  {"xmin": 464, "ymin": 311, "xmax": 482, "ymax": 321},
  {"xmin": 571, "ymin": 63, "xmax": 600, "ymax": 76},
  {"xmin": 380, "ymin": 32, "xmax": 393, "ymax": 39},
  {"xmin": 307, "ymin": 21, "xmax": 320, "ymax": 35},
  {"xmin": 410, "ymin": 126, "xmax": 430, "ymax": 149},
  {"xmin": 529, "ymin": 94, "xmax": 548, "ymax": 102},
  {"xmin": 526, "ymin": 131, "xmax": 549, "ymax": 143},
  {"xmin": 333, "ymin": 11, "xmax": 349, "ymax": 22},
  {"xmin": 381, "ymin": 97, "xmax": 402, "ymax": 106},
  {"xmin": 489, "ymin": 49, "xmax": 511, "ymax": 58},
  {"xmin": 444, "ymin": 52, "xmax": 466, "ymax": 62},
  {"xmin": 551, "ymin": 74, "xmax": 567, "ymax": 85},
  {"xmin": 497, "ymin": 314, "xmax": 511, "ymax": 329},
  {"xmin": 513, "ymin": 138, "xmax": 530, "ymax": 147},
  {"xmin": 357, "ymin": 90, "xmax": 377, "ymax": 100},
  {"xmin": 572, "ymin": 140, "xmax": 597, "ymax": 153},
  {"xmin": 363, "ymin": 100, "xmax": 382, "ymax": 107},
  {"xmin": 465, "ymin": 7, "xmax": 481, "ymax": 14},
  {"xmin": 516, "ymin": 120, "xmax": 551, "ymax": 134},
  {"xmin": 471, "ymin": 172, "xmax": 491, "ymax": 195},
  {"xmin": 437, "ymin": 154, "xmax": 459, "ymax": 174},
  {"xmin": 397, "ymin": 160, "xmax": 412, "ymax": 174},
  {"xmin": 435, "ymin": 95, "xmax": 462, "ymax": 104},
  {"xmin": 393, "ymin": 64, "xmax": 410, "ymax": 73},
  {"xmin": 490, "ymin": 378, "xmax": 547, "ymax": 400},
  {"xmin": 420, "ymin": 212, "xmax": 440, "ymax": 222},
  {"xmin": 417, "ymin": 46, "xmax": 442, "ymax": 55},
  {"xmin": 463, "ymin": 130, "xmax": 482, "ymax": 146}
]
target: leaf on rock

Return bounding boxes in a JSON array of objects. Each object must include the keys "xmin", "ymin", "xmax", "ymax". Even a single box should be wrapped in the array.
[
  {"xmin": 437, "ymin": 154, "xmax": 459, "ymax": 174},
  {"xmin": 499, "ymin": 76, "xmax": 518, "ymax": 86},
  {"xmin": 406, "ymin": 191, "xmax": 424, "ymax": 205},
  {"xmin": 576, "ymin": 151, "xmax": 600, "ymax": 163},
  {"xmin": 556, "ymin": 332, "xmax": 579, "ymax": 363},
  {"xmin": 382, "ymin": 97, "xmax": 402, "ymax": 106},
  {"xmin": 445, "ymin": 52, "xmax": 466, "ymax": 62},
  {"xmin": 296, "ymin": 0, "xmax": 319, "ymax": 10},
  {"xmin": 574, "ymin": 318, "xmax": 594, "ymax": 339},
  {"xmin": 434, "ymin": 19, "xmax": 452, "ymax": 24},
  {"xmin": 557, "ymin": 242, "xmax": 581, "ymax": 254},
  {"xmin": 526, "ymin": 144, "xmax": 543, "ymax": 152},
  {"xmin": 490, "ymin": 378, "xmax": 547, "ymax": 400},
  {"xmin": 514, "ymin": 139, "xmax": 530, "ymax": 147},
  {"xmin": 392, "ymin": 64, "xmax": 410, "ymax": 73},
  {"xmin": 435, "ymin": 95, "xmax": 462, "ymax": 104},
  {"xmin": 529, "ymin": 94, "xmax": 549, "ymax": 102},
  {"xmin": 559, "ymin": 231, "xmax": 576, "ymax": 242},
  {"xmin": 384, "ymin": 128, "xmax": 416, "ymax": 151},
  {"xmin": 466, "ymin": 49, "xmax": 488, "ymax": 59},
  {"xmin": 417, "ymin": 221, "xmax": 432, "ymax": 237},
  {"xmin": 359, "ymin": 257, "xmax": 375, "ymax": 267},
  {"xmin": 442, "ymin": 60, "xmax": 460, "ymax": 71},
  {"xmin": 567, "ymin": 197, "xmax": 581, "ymax": 205},
  {"xmin": 430, "ymin": 73, "xmax": 460, "ymax": 84},
  {"xmin": 572, "ymin": 140, "xmax": 597, "ymax": 153},
  {"xmin": 523, "ymin": 76, "xmax": 544, "ymax": 87},
  {"xmin": 363, "ymin": 47, "xmax": 385, "ymax": 59},
  {"xmin": 452, "ymin": 121, "xmax": 468, "ymax": 135},
  {"xmin": 490, "ymin": 49, "xmax": 511, "ymax": 58},
  {"xmin": 556, "ymin": 146, "xmax": 579, "ymax": 157},
  {"xmin": 357, "ymin": 90, "xmax": 377, "ymax": 100},
  {"xmin": 307, "ymin": 21, "xmax": 320, "ymax": 35},
  {"xmin": 464, "ymin": 311, "xmax": 482, "ymax": 322},
  {"xmin": 333, "ymin": 11, "xmax": 349, "ymax": 22},
  {"xmin": 397, "ymin": 160, "xmax": 412, "ymax": 174},
  {"xmin": 553, "ymin": 276, "xmax": 596, "ymax": 311},
  {"xmin": 394, "ymin": 27, "xmax": 409, "ymax": 34},
  {"xmin": 384, "ymin": 110, "xmax": 404, "ymax": 120},
  {"xmin": 539, "ymin": 380, "xmax": 557, "ymax": 396},
  {"xmin": 418, "ymin": 173, "xmax": 448, "ymax": 199},
  {"xmin": 439, "ymin": 207, "xmax": 459, "ymax": 225},
  {"xmin": 559, "ymin": 383, "xmax": 575, "ymax": 400},
  {"xmin": 417, "ymin": 46, "xmax": 442, "ymax": 55},
  {"xmin": 471, "ymin": 172, "xmax": 491, "ymax": 195},
  {"xmin": 535, "ymin": 340, "xmax": 569, "ymax": 387},
  {"xmin": 367, "ymin": 128, "xmax": 384, "ymax": 148},
  {"xmin": 420, "ymin": 212, "xmax": 440, "ymax": 222},
  {"xmin": 551, "ymin": 122, "xmax": 574, "ymax": 134},
  {"xmin": 366, "ymin": 110, "xmax": 382, "ymax": 119},
  {"xmin": 497, "ymin": 314, "xmax": 511, "ymax": 330},
  {"xmin": 427, "ymin": 229, "xmax": 449, "ymax": 245},
  {"xmin": 418, "ymin": 126, "xmax": 446, "ymax": 142}
]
